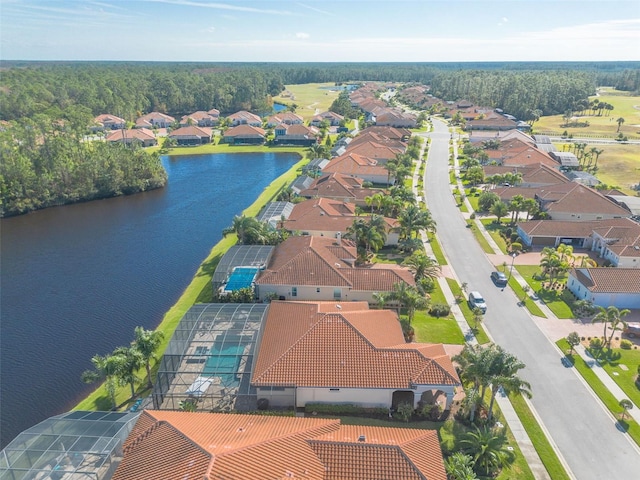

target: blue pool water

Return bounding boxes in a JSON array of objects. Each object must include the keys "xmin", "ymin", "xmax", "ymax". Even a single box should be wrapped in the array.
[
  {"xmin": 202, "ymin": 344, "xmax": 246, "ymax": 386},
  {"xmin": 225, "ymin": 267, "xmax": 259, "ymax": 291}
]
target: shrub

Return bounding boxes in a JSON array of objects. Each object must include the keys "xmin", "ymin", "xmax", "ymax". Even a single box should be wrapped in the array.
[
  {"xmin": 510, "ymin": 232, "xmax": 520, "ymax": 243},
  {"xmin": 396, "ymin": 402, "xmax": 414, "ymax": 423},
  {"xmin": 304, "ymin": 403, "xmax": 388, "ymax": 416},
  {"xmin": 470, "ymin": 212, "xmax": 476, "ymax": 219},
  {"xmin": 590, "ymin": 337, "xmax": 603, "ymax": 350},
  {"xmin": 620, "ymin": 339, "xmax": 633, "ymax": 350},
  {"xmin": 429, "ymin": 303, "xmax": 452, "ymax": 317}
]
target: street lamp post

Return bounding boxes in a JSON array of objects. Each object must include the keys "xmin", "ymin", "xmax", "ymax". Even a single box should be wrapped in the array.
[{"xmin": 508, "ymin": 252, "xmax": 517, "ymax": 281}]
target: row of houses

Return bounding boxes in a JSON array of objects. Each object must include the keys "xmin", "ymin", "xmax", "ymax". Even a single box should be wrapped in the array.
[
  {"xmin": 350, "ymin": 83, "xmax": 419, "ymax": 128},
  {"xmin": 466, "ymin": 130, "xmax": 640, "ymax": 309}
]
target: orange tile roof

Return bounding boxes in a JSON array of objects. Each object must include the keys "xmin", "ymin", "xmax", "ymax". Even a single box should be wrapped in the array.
[
  {"xmin": 537, "ymin": 183, "xmax": 631, "ymax": 217},
  {"xmin": 169, "ymin": 125, "xmax": 212, "ymax": 138},
  {"xmin": 224, "ymin": 124, "xmax": 266, "ymax": 137},
  {"xmin": 323, "ymin": 153, "xmax": 389, "ymax": 177},
  {"xmin": 346, "ymin": 140, "xmax": 402, "ymax": 161},
  {"xmin": 572, "ymin": 268, "xmax": 640, "ymax": 293},
  {"xmin": 106, "ymin": 128, "xmax": 155, "ymax": 142},
  {"xmin": 252, "ymin": 301, "xmax": 460, "ymax": 389},
  {"xmin": 115, "ymin": 411, "xmax": 447, "ymax": 480}
]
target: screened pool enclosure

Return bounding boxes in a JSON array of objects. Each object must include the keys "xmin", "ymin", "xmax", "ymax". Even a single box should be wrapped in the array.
[
  {"xmin": 0, "ymin": 410, "xmax": 139, "ymax": 480},
  {"xmin": 152, "ymin": 303, "xmax": 269, "ymax": 412}
]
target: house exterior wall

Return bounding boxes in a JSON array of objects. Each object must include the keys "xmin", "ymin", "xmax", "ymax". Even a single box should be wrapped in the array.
[
  {"xmin": 255, "ymin": 284, "xmax": 352, "ymax": 302},
  {"xmin": 546, "ymin": 211, "xmax": 627, "ymax": 222},
  {"xmin": 296, "ymin": 387, "xmax": 391, "ymax": 408},
  {"xmin": 255, "ymin": 387, "xmax": 296, "ymax": 408},
  {"xmin": 615, "ymin": 256, "xmax": 640, "ymax": 268},
  {"xmin": 288, "ymin": 229, "xmax": 398, "ymax": 246},
  {"xmin": 567, "ymin": 273, "xmax": 640, "ymax": 308}
]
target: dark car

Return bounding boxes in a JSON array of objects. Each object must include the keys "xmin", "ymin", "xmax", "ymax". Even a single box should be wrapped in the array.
[
  {"xmin": 624, "ymin": 323, "xmax": 640, "ymax": 338},
  {"xmin": 491, "ymin": 271, "xmax": 508, "ymax": 286}
]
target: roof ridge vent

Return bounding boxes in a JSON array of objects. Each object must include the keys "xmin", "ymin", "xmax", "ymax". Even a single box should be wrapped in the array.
[{"xmin": 358, "ymin": 435, "xmax": 366, "ymax": 442}]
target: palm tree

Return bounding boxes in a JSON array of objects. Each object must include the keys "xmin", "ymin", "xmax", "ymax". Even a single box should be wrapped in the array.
[
  {"xmin": 521, "ymin": 198, "xmax": 539, "ymax": 221},
  {"xmin": 81, "ymin": 353, "xmax": 125, "ymax": 409},
  {"xmin": 112, "ymin": 346, "xmax": 143, "ymax": 399},
  {"xmin": 372, "ymin": 291, "xmax": 389, "ymax": 310},
  {"xmin": 616, "ymin": 117, "xmax": 625, "ymax": 132},
  {"xmin": 222, "ymin": 215, "xmax": 261, "ymax": 244},
  {"xmin": 133, "ymin": 326, "xmax": 165, "ymax": 389},
  {"xmin": 389, "ymin": 283, "xmax": 428, "ymax": 324},
  {"xmin": 508, "ymin": 195, "xmax": 524, "ymax": 224},
  {"xmin": 556, "ymin": 243, "xmax": 574, "ymax": 265},
  {"xmin": 403, "ymin": 251, "xmax": 441, "ymax": 283},
  {"xmin": 460, "ymin": 425, "xmax": 512, "ymax": 476},
  {"xmin": 539, "ymin": 247, "xmax": 568, "ymax": 284},
  {"xmin": 445, "ymin": 452, "xmax": 479, "ymax": 480},
  {"xmin": 453, "ymin": 344, "xmax": 498, "ymax": 422},
  {"xmin": 486, "ymin": 347, "xmax": 532, "ymax": 422},
  {"xmin": 365, "ymin": 192, "xmax": 385, "ymax": 214},
  {"xmin": 592, "ymin": 306, "xmax": 630, "ymax": 349},
  {"xmin": 399, "ymin": 205, "xmax": 432, "ymax": 240},
  {"xmin": 490, "ymin": 201, "xmax": 508, "ymax": 223}
]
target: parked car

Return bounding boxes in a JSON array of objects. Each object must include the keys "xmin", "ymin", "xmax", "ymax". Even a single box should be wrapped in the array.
[
  {"xmin": 468, "ymin": 291, "xmax": 487, "ymax": 313},
  {"xmin": 624, "ymin": 323, "xmax": 640, "ymax": 338},
  {"xmin": 491, "ymin": 271, "xmax": 508, "ymax": 287}
]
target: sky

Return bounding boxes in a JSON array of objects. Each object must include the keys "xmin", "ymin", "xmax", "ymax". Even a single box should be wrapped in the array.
[{"xmin": 1, "ymin": 0, "xmax": 639, "ymax": 62}]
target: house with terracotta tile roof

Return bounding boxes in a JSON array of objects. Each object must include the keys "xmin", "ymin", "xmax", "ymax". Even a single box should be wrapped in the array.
[
  {"xmin": 93, "ymin": 113, "xmax": 126, "ymax": 131},
  {"xmin": 323, "ymin": 152, "xmax": 393, "ymax": 185},
  {"xmin": 168, "ymin": 125, "xmax": 213, "ymax": 145},
  {"xmin": 135, "ymin": 112, "xmax": 175, "ymax": 129},
  {"xmin": 375, "ymin": 108, "xmax": 418, "ymax": 128},
  {"xmin": 113, "ymin": 410, "xmax": 447, "ymax": 480},
  {"xmin": 517, "ymin": 218, "xmax": 640, "ymax": 250},
  {"xmin": 465, "ymin": 111, "xmax": 518, "ymax": 131},
  {"xmin": 274, "ymin": 123, "xmax": 319, "ymax": 146},
  {"xmin": 179, "ymin": 110, "xmax": 220, "ymax": 127},
  {"xmin": 298, "ymin": 172, "xmax": 384, "ymax": 206},
  {"xmin": 344, "ymin": 140, "xmax": 403, "ymax": 164},
  {"xmin": 360, "ymin": 125, "xmax": 412, "ymax": 141},
  {"xmin": 348, "ymin": 130, "xmax": 408, "ymax": 152},
  {"xmin": 253, "ymin": 301, "xmax": 460, "ymax": 411},
  {"xmin": 484, "ymin": 163, "xmax": 570, "ymax": 188},
  {"xmin": 226, "ymin": 110, "xmax": 262, "ymax": 127},
  {"xmin": 106, "ymin": 128, "xmax": 157, "ymax": 147},
  {"xmin": 223, "ymin": 125, "xmax": 266, "ymax": 145},
  {"xmin": 310, "ymin": 110, "xmax": 344, "ymax": 127},
  {"xmin": 266, "ymin": 111, "xmax": 303, "ymax": 127},
  {"xmin": 254, "ymin": 236, "xmax": 414, "ymax": 303},
  {"xmin": 567, "ymin": 268, "xmax": 640, "ymax": 309},
  {"xmin": 483, "ymin": 138, "xmax": 557, "ymax": 168},
  {"xmin": 281, "ymin": 197, "xmax": 399, "ymax": 246},
  {"xmin": 591, "ymin": 220, "xmax": 640, "ymax": 267},
  {"xmin": 535, "ymin": 183, "xmax": 631, "ymax": 222}
]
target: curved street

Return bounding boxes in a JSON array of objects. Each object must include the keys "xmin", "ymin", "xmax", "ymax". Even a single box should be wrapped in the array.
[{"xmin": 420, "ymin": 119, "xmax": 640, "ymax": 480}]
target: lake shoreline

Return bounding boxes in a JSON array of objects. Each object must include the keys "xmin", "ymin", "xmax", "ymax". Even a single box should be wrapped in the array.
[{"xmin": 73, "ymin": 150, "xmax": 307, "ymax": 411}]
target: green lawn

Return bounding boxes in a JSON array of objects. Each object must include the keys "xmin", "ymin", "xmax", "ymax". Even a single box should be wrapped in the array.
[
  {"xmin": 557, "ymin": 339, "xmax": 640, "ymax": 447},
  {"xmin": 466, "ymin": 220, "xmax": 495, "ymax": 254},
  {"xmin": 598, "ymin": 348, "xmax": 640, "ymax": 409},
  {"xmin": 445, "ymin": 278, "xmax": 490, "ymax": 344},
  {"xmin": 514, "ymin": 266, "xmax": 573, "ymax": 319},
  {"xmin": 508, "ymin": 394, "xmax": 572, "ymax": 480},
  {"xmin": 74, "ymin": 156, "xmax": 308, "ymax": 411},
  {"xmin": 467, "ymin": 194, "xmax": 479, "ymax": 212},
  {"xmin": 413, "ymin": 310, "xmax": 466, "ymax": 344},
  {"xmin": 480, "ymin": 219, "xmax": 509, "ymax": 254},
  {"xmin": 155, "ymin": 141, "xmax": 306, "ymax": 157},
  {"xmin": 428, "ymin": 233, "xmax": 448, "ymax": 265}
]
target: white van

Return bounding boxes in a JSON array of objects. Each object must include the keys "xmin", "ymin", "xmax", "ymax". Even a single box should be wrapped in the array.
[{"xmin": 468, "ymin": 291, "xmax": 487, "ymax": 313}]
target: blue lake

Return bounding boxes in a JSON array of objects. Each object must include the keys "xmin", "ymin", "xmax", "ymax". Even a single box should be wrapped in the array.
[
  {"xmin": 273, "ymin": 103, "xmax": 287, "ymax": 112},
  {"xmin": 0, "ymin": 152, "xmax": 299, "ymax": 447}
]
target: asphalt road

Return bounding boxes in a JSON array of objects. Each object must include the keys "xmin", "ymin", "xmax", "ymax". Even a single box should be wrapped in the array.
[{"xmin": 421, "ymin": 119, "xmax": 640, "ymax": 480}]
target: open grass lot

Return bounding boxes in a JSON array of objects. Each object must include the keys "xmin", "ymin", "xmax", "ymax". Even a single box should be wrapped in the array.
[
  {"xmin": 413, "ymin": 280, "xmax": 466, "ymax": 345},
  {"xmin": 337, "ymin": 416, "xmax": 534, "ymax": 480},
  {"xmin": 597, "ymin": 348, "xmax": 640, "ymax": 409},
  {"xmin": 272, "ymin": 83, "xmax": 342, "ymax": 121},
  {"xmin": 480, "ymin": 219, "xmax": 509, "ymax": 254},
  {"xmin": 74, "ymin": 156, "xmax": 308, "ymax": 411},
  {"xmin": 557, "ymin": 339, "xmax": 640, "ymax": 447},
  {"xmin": 428, "ymin": 233, "xmax": 448, "ymax": 265},
  {"xmin": 466, "ymin": 220, "xmax": 494, "ymax": 254},
  {"xmin": 535, "ymin": 87, "xmax": 640, "ymax": 139},
  {"xmin": 514, "ymin": 266, "xmax": 574, "ymax": 319}
]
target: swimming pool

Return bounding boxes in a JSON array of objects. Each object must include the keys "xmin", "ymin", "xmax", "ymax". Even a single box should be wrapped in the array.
[
  {"xmin": 201, "ymin": 344, "xmax": 246, "ymax": 386},
  {"xmin": 225, "ymin": 267, "xmax": 259, "ymax": 292}
]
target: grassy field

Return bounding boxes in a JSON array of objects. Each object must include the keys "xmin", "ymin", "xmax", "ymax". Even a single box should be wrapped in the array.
[
  {"xmin": 155, "ymin": 142, "xmax": 306, "ymax": 157},
  {"xmin": 514, "ymin": 266, "xmax": 574, "ymax": 319},
  {"xmin": 598, "ymin": 348, "xmax": 640, "ymax": 409},
  {"xmin": 74, "ymin": 155, "xmax": 308, "ymax": 411},
  {"xmin": 272, "ymin": 83, "xmax": 342, "ymax": 121},
  {"xmin": 557, "ymin": 339, "xmax": 640, "ymax": 447},
  {"xmin": 428, "ymin": 233, "xmax": 448, "ymax": 265},
  {"xmin": 466, "ymin": 220, "xmax": 495, "ymax": 254},
  {"xmin": 535, "ymin": 87, "xmax": 640, "ymax": 139},
  {"xmin": 412, "ymin": 281, "xmax": 466, "ymax": 345}
]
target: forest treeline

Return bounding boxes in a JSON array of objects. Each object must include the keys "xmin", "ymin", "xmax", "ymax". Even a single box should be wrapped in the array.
[
  {"xmin": 0, "ymin": 117, "xmax": 167, "ymax": 217},
  {"xmin": 1, "ymin": 62, "xmax": 638, "ymax": 122},
  {"xmin": 1, "ymin": 61, "xmax": 637, "ymax": 216}
]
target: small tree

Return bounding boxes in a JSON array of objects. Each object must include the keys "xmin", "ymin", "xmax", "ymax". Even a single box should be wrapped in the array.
[
  {"xmin": 472, "ymin": 307, "xmax": 484, "ymax": 330},
  {"xmin": 396, "ymin": 402, "xmax": 414, "ymax": 423},
  {"xmin": 566, "ymin": 331, "xmax": 581, "ymax": 355},
  {"xmin": 619, "ymin": 399, "xmax": 633, "ymax": 420},
  {"xmin": 179, "ymin": 398, "xmax": 198, "ymax": 412}
]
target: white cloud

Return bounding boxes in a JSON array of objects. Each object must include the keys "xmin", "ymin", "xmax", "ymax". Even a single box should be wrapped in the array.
[
  {"xmin": 502, "ymin": 17, "xmax": 509, "ymax": 23},
  {"xmin": 296, "ymin": 2, "xmax": 335, "ymax": 16},
  {"xmin": 296, "ymin": 32, "xmax": 310, "ymax": 39},
  {"xmin": 141, "ymin": 0, "xmax": 298, "ymax": 16}
]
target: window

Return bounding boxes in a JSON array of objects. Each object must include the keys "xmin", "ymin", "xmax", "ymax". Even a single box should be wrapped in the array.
[
  {"xmin": 292, "ymin": 287, "xmax": 297, "ymax": 297},
  {"xmin": 317, "ymin": 288, "xmax": 321, "ymax": 293},
  {"xmin": 334, "ymin": 288, "xmax": 341, "ymax": 300},
  {"xmin": 330, "ymin": 388, "xmax": 340, "ymax": 392}
]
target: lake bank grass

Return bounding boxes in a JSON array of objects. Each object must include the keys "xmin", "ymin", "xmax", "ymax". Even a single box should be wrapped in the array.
[{"xmin": 74, "ymin": 154, "xmax": 307, "ymax": 411}]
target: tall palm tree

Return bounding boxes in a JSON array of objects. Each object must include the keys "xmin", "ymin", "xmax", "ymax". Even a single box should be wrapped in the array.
[
  {"xmin": 486, "ymin": 347, "xmax": 532, "ymax": 421},
  {"xmin": 490, "ymin": 201, "xmax": 508, "ymax": 223},
  {"xmin": 81, "ymin": 353, "xmax": 125, "ymax": 409},
  {"xmin": 399, "ymin": 205, "xmax": 431, "ymax": 240},
  {"xmin": 616, "ymin": 117, "xmax": 625, "ymax": 132},
  {"xmin": 556, "ymin": 243, "xmax": 574, "ymax": 265},
  {"xmin": 453, "ymin": 344, "xmax": 498, "ymax": 422},
  {"xmin": 113, "ymin": 346, "xmax": 144, "ymax": 399},
  {"xmin": 508, "ymin": 195, "xmax": 524, "ymax": 224},
  {"xmin": 133, "ymin": 326, "xmax": 165, "ymax": 389},
  {"xmin": 372, "ymin": 291, "xmax": 389, "ymax": 310},
  {"xmin": 389, "ymin": 283, "xmax": 428, "ymax": 324},
  {"xmin": 592, "ymin": 306, "xmax": 630, "ymax": 349}
]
